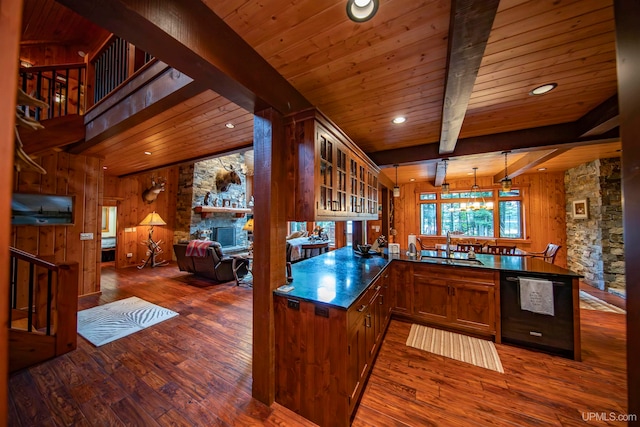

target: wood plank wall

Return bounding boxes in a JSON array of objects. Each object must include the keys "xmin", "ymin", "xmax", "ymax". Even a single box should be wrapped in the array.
[
  {"xmin": 11, "ymin": 152, "xmax": 103, "ymax": 297},
  {"xmin": 392, "ymin": 172, "xmax": 567, "ymax": 268},
  {"xmin": 104, "ymin": 166, "xmax": 179, "ymax": 270}
]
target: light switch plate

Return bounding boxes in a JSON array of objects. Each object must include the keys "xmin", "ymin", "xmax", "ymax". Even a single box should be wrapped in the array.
[{"xmin": 80, "ymin": 232, "xmax": 94, "ymax": 240}]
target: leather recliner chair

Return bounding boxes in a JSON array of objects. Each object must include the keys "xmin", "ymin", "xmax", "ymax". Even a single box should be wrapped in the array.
[{"xmin": 173, "ymin": 241, "xmax": 249, "ymax": 283}]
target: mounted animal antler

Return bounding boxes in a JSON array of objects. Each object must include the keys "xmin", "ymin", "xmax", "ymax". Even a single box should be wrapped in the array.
[
  {"xmin": 15, "ymin": 88, "xmax": 48, "ymax": 174},
  {"xmin": 142, "ymin": 177, "xmax": 166, "ymax": 204},
  {"xmin": 215, "ymin": 159, "xmax": 242, "ymax": 192}
]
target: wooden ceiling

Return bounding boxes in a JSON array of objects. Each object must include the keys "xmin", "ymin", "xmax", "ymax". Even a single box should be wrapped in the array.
[{"xmin": 21, "ymin": 0, "xmax": 619, "ymax": 180}]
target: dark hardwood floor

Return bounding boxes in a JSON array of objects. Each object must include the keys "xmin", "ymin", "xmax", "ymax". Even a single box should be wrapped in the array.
[{"xmin": 9, "ymin": 263, "xmax": 627, "ymax": 426}]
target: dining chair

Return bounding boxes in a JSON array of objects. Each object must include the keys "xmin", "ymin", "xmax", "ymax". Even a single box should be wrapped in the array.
[
  {"xmin": 528, "ymin": 243, "xmax": 561, "ymax": 264},
  {"xmin": 486, "ymin": 245, "xmax": 516, "ymax": 255},
  {"xmin": 456, "ymin": 243, "xmax": 483, "ymax": 253}
]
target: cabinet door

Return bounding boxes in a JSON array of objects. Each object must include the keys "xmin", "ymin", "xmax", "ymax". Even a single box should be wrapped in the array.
[
  {"xmin": 317, "ymin": 132, "xmax": 334, "ymax": 215},
  {"xmin": 347, "ymin": 309, "xmax": 368, "ymax": 411},
  {"xmin": 335, "ymin": 146, "xmax": 348, "ymax": 213},
  {"xmin": 450, "ymin": 281, "xmax": 495, "ymax": 333},
  {"xmin": 391, "ymin": 262, "xmax": 412, "ymax": 313},
  {"xmin": 379, "ymin": 271, "xmax": 392, "ymax": 328},
  {"xmin": 413, "ymin": 274, "xmax": 450, "ymax": 323}
]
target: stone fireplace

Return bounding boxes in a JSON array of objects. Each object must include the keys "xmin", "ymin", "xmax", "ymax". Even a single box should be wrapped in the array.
[{"xmin": 174, "ymin": 151, "xmax": 252, "ymax": 252}]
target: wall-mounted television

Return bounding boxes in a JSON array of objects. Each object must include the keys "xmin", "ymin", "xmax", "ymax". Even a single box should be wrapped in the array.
[{"xmin": 11, "ymin": 193, "xmax": 75, "ymax": 226}]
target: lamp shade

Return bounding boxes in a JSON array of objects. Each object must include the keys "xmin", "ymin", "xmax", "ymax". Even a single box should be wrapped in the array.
[
  {"xmin": 243, "ymin": 218, "xmax": 254, "ymax": 232},
  {"xmin": 139, "ymin": 211, "xmax": 166, "ymax": 226}
]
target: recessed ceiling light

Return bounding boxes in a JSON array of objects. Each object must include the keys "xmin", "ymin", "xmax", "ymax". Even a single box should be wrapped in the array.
[
  {"xmin": 392, "ymin": 116, "xmax": 406, "ymax": 124},
  {"xmin": 346, "ymin": 0, "xmax": 379, "ymax": 22},
  {"xmin": 467, "ymin": 172, "xmax": 474, "ymax": 176},
  {"xmin": 538, "ymin": 167, "xmax": 547, "ymax": 171},
  {"xmin": 77, "ymin": 50, "xmax": 86, "ymax": 58},
  {"xmin": 103, "ymin": 166, "xmax": 107, "ymax": 170},
  {"xmin": 225, "ymin": 122, "xmax": 235, "ymax": 129},
  {"xmin": 144, "ymin": 151, "xmax": 152, "ymax": 155},
  {"xmin": 529, "ymin": 83, "xmax": 558, "ymax": 96}
]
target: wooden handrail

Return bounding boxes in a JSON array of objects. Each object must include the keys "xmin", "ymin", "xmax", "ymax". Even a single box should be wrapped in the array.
[
  {"xmin": 19, "ymin": 62, "xmax": 86, "ymax": 73},
  {"xmin": 9, "ymin": 247, "xmax": 58, "ymax": 270}
]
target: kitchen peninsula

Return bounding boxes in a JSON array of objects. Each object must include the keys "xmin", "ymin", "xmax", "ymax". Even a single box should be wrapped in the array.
[{"xmin": 274, "ymin": 247, "xmax": 581, "ymax": 427}]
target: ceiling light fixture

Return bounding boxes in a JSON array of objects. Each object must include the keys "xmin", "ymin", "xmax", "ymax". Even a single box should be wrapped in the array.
[
  {"xmin": 441, "ymin": 158, "xmax": 450, "ymax": 194},
  {"xmin": 529, "ymin": 83, "xmax": 557, "ymax": 96},
  {"xmin": 393, "ymin": 164, "xmax": 400, "ymax": 197},
  {"xmin": 225, "ymin": 122, "xmax": 235, "ymax": 129},
  {"xmin": 460, "ymin": 167, "xmax": 493, "ymax": 211},
  {"xmin": 501, "ymin": 151, "xmax": 512, "ymax": 191},
  {"xmin": 538, "ymin": 167, "xmax": 547, "ymax": 171},
  {"xmin": 392, "ymin": 116, "xmax": 406, "ymax": 124},
  {"xmin": 346, "ymin": 0, "xmax": 379, "ymax": 22},
  {"xmin": 144, "ymin": 151, "xmax": 152, "ymax": 155}
]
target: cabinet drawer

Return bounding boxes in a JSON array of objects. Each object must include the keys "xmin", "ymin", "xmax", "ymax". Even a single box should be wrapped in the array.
[{"xmin": 348, "ymin": 285, "xmax": 376, "ymax": 330}]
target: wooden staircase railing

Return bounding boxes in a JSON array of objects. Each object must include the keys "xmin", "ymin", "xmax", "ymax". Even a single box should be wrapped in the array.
[{"xmin": 8, "ymin": 247, "xmax": 79, "ymax": 372}]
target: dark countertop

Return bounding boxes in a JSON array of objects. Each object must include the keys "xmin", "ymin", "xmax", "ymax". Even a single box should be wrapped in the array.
[{"xmin": 275, "ymin": 247, "xmax": 580, "ymax": 309}]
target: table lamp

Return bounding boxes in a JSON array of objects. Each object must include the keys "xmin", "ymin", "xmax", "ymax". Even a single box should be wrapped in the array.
[
  {"xmin": 243, "ymin": 218, "xmax": 254, "ymax": 250},
  {"xmin": 138, "ymin": 211, "xmax": 167, "ymax": 268}
]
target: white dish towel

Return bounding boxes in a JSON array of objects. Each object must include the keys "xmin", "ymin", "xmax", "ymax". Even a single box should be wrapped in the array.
[{"xmin": 519, "ymin": 277, "xmax": 555, "ymax": 316}]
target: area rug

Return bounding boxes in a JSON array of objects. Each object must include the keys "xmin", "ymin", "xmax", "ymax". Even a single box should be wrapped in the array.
[
  {"xmin": 77, "ymin": 296, "xmax": 179, "ymax": 346},
  {"xmin": 406, "ymin": 324, "xmax": 504, "ymax": 373},
  {"xmin": 579, "ymin": 290, "xmax": 626, "ymax": 314}
]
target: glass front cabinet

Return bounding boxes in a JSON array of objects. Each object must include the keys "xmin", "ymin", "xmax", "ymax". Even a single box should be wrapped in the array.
[{"xmin": 286, "ymin": 109, "xmax": 379, "ymax": 221}]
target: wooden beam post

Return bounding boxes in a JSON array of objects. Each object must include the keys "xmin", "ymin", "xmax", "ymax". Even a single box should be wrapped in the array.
[
  {"xmin": 252, "ymin": 108, "xmax": 286, "ymax": 404},
  {"xmin": 0, "ymin": 0, "xmax": 23, "ymax": 424},
  {"xmin": 613, "ymin": 0, "xmax": 640, "ymax": 418}
]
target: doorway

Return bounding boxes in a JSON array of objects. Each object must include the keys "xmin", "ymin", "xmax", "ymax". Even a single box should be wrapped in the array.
[{"xmin": 101, "ymin": 206, "xmax": 117, "ymax": 262}]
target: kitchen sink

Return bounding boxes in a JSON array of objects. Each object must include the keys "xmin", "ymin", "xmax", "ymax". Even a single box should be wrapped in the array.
[{"xmin": 419, "ymin": 255, "xmax": 483, "ymax": 266}]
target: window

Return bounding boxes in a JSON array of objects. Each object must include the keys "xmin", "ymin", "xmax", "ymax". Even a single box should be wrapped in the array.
[
  {"xmin": 441, "ymin": 205, "xmax": 494, "ymax": 237},
  {"xmin": 289, "ymin": 222, "xmax": 307, "ymax": 234},
  {"xmin": 418, "ymin": 188, "xmax": 524, "ymax": 239},
  {"xmin": 315, "ymin": 221, "xmax": 335, "ymax": 242}
]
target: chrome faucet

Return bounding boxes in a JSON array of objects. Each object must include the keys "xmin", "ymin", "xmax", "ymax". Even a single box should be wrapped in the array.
[{"xmin": 445, "ymin": 231, "xmax": 451, "ymax": 258}]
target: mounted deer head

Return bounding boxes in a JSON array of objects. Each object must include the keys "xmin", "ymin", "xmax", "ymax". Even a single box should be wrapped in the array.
[
  {"xmin": 215, "ymin": 159, "xmax": 242, "ymax": 192},
  {"xmin": 142, "ymin": 177, "xmax": 166, "ymax": 204}
]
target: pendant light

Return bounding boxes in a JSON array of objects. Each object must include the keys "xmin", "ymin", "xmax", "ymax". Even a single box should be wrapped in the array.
[
  {"xmin": 441, "ymin": 159, "xmax": 450, "ymax": 194},
  {"xmin": 465, "ymin": 167, "xmax": 493, "ymax": 211},
  {"xmin": 501, "ymin": 151, "xmax": 512, "ymax": 192},
  {"xmin": 393, "ymin": 164, "xmax": 400, "ymax": 197}
]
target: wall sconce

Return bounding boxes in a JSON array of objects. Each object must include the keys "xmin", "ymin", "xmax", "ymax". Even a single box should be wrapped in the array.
[
  {"xmin": 501, "ymin": 151, "xmax": 512, "ymax": 192},
  {"xmin": 441, "ymin": 159, "xmax": 450, "ymax": 194},
  {"xmin": 393, "ymin": 164, "xmax": 400, "ymax": 197},
  {"xmin": 346, "ymin": 0, "xmax": 379, "ymax": 22}
]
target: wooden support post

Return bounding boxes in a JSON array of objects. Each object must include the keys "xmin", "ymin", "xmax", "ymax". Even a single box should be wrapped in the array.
[
  {"xmin": 614, "ymin": 0, "xmax": 640, "ymax": 417},
  {"xmin": 252, "ymin": 108, "xmax": 286, "ymax": 404},
  {"xmin": 0, "ymin": 0, "xmax": 24, "ymax": 424}
]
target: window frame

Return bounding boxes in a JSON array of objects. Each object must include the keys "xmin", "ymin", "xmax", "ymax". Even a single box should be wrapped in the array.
[{"xmin": 416, "ymin": 186, "xmax": 528, "ymax": 241}]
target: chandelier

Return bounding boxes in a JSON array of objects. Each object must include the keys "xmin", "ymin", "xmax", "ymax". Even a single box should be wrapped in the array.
[{"xmin": 460, "ymin": 167, "xmax": 493, "ymax": 211}]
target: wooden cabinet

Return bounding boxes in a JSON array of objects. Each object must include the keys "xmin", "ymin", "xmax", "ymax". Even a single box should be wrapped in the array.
[
  {"xmin": 390, "ymin": 261, "xmax": 413, "ymax": 314},
  {"xmin": 275, "ymin": 272, "xmax": 391, "ymax": 427},
  {"xmin": 286, "ymin": 108, "xmax": 380, "ymax": 221},
  {"xmin": 412, "ymin": 264, "xmax": 498, "ymax": 336}
]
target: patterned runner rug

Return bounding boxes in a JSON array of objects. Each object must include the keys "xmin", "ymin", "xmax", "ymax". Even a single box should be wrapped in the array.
[
  {"xmin": 579, "ymin": 290, "xmax": 626, "ymax": 314},
  {"xmin": 78, "ymin": 296, "xmax": 179, "ymax": 346},
  {"xmin": 406, "ymin": 324, "xmax": 504, "ymax": 373}
]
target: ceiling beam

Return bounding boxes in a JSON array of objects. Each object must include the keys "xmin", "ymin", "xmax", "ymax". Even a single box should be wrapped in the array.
[
  {"xmin": 434, "ymin": 159, "xmax": 448, "ymax": 187},
  {"xmin": 492, "ymin": 148, "xmax": 568, "ymax": 183},
  {"xmin": 368, "ymin": 122, "xmax": 619, "ymax": 167},
  {"xmin": 577, "ymin": 95, "xmax": 619, "ymax": 137},
  {"xmin": 55, "ymin": 0, "xmax": 311, "ymax": 115},
  {"xmin": 439, "ymin": 0, "xmax": 500, "ymax": 154}
]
